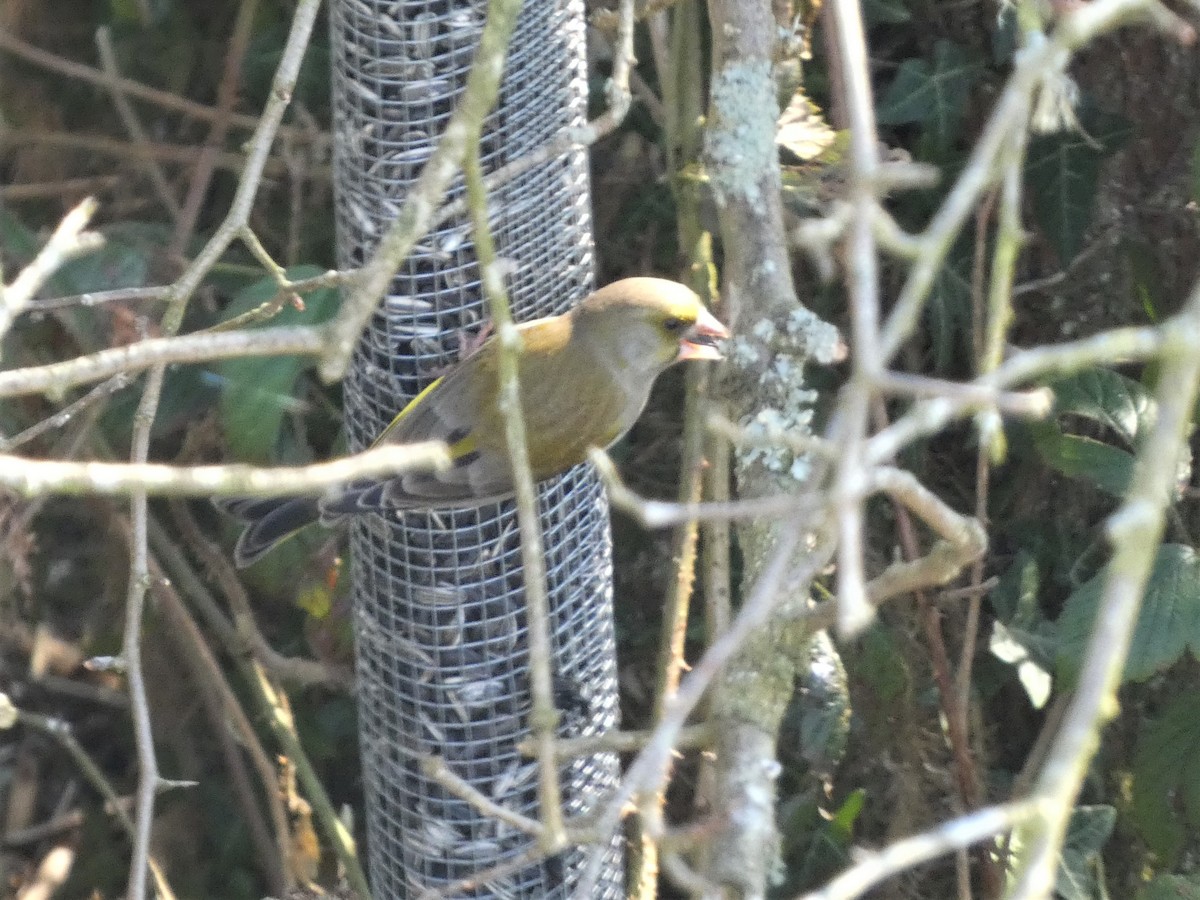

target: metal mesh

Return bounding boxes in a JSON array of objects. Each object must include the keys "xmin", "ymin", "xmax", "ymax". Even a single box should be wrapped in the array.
[{"xmin": 330, "ymin": 0, "xmax": 624, "ymax": 895}]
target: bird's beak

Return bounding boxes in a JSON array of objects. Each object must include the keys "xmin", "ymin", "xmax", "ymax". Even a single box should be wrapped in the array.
[{"xmin": 678, "ymin": 307, "xmax": 730, "ymax": 361}]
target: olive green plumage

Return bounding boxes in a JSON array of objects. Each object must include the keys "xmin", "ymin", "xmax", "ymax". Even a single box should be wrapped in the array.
[{"xmin": 222, "ymin": 277, "xmax": 728, "ymax": 567}]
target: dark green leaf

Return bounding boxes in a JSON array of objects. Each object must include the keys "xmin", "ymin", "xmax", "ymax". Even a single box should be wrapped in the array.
[
  {"xmin": 863, "ymin": 0, "xmax": 911, "ymax": 25},
  {"xmin": 0, "ymin": 206, "xmax": 41, "ymax": 263},
  {"xmin": 1056, "ymin": 806, "xmax": 1116, "ymax": 900},
  {"xmin": 1049, "ymin": 368, "xmax": 1157, "ymax": 447},
  {"xmin": 1126, "ymin": 240, "xmax": 1167, "ymax": 323},
  {"xmin": 1131, "ymin": 695, "xmax": 1200, "ymax": 863},
  {"xmin": 1064, "ymin": 805, "xmax": 1117, "ymax": 856},
  {"xmin": 926, "ymin": 241, "xmax": 972, "ymax": 372},
  {"xmin": 992, "ymin": 5, "xmax": 1019, "ymax": 64},
  {"xmin": 1027, "ymin": 106, "xmax": 1131, "ymax": 264},
  {"xmin": 855, "ymin": 623, "xmax": 910, "ymax": 706},
  {"xmin": 828, "ymin": 789, "xmax": 865, "ymax": 843},
  {"xmin": 1032, "ymin": 428, "xmax": 1134, "ymax": 497},
  {"xmin": 1057, "ymin": 544, "xmax": 1200, "ymax": 685},
  {"xmin": 216, "ymin": 267, "xmax": 340, "ymax": 461},
  {"xmin": 1139, "ymin": 874, "xmax": 1200, "ymax": 900},
  {"xmin": 991, "ymin": 550, "xmax": 1040, "ymax": 624},
  {"xmin": 876, "ymin": 42, "xmax": 978, "ymax": 152}
]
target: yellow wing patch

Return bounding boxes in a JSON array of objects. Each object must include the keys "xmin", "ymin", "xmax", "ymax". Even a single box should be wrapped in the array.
[
  {"xmin": 372, "ymin": 375, "xmax": 444, "ymax": 446},
  {"xmin": 448, "ymin": 431, "xmax": 479, "ymax": 464}
]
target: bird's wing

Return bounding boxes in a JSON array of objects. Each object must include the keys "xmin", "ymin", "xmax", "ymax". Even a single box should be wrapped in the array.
[
  {"xmin": 322, "ymin": 349, "xmax": 514, "ymax": 517},
  {"xmin": 321, "ymin": 312, "xmax": 637, "ymax": 516}
]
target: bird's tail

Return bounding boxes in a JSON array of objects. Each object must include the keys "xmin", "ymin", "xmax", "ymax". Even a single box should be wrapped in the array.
[{"xmin": 217, "ymin": 496, "xmax": 323, "ymax": 568}]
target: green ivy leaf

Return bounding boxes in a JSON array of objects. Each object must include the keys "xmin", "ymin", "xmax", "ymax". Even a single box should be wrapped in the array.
[
  {"xmin": 1126, "ymin": 240, "xmax": 1167, "ymax": 324},
  {"xmin": 1030, "ymin": 367, "xmax": 1163, "ymax": 497},
  {"xmin": 1057, "ymin": 544, "xmax": 1200, "ymax": 685},
  {"xmin": 1138, "ymin": 874, "xmax": 1200, "ymax": 900},
  {"xmin": 990, "ymin": 550, "xmax": 1040, "ymax": 624},
  {"xmin": 855, "ymin": 623, "xmax": 911, "ymax": 706},
  {"xmin": 1031, "ymin": 428, "xmax": 1134, "ymax": 497},
  {"xmin": 1131, "ymin": 696, "xmax": 1200, "ymax": 864},
  {"xmin": 991, "ymin": 5, "xmax": 1019, "ymax": 65},
  {"xmin": 925, "ymin": 240, "xmax": 972, "ymax": 372},
  {"xmin": 828, "ymin": 789, "xmax": 866, "ymax": 844},
  {"xmin": 863, "ymin": 0, "xmax": 912, "ymax": 25},
  {"xmin": 1049, "ymin": 368, "xmax": 1157, "ymax": 447},
  {"xmin": 876, "ymin": 41, "xmax": 978, "ymax": 153},
  {"xmin": 987, "ymin": 551, "xmax": 1055, "ymax": 707},
  {"xmin": 216, "ymin": 267, "xmax": 340, "ymax": 462},
  {"xmin": 1056, "ymin": 806, "xmax": 1116, "ymax": 900},
  {"xmin": 1027, "ymin": 106, "xmax": 1131, "ymax": 264}
]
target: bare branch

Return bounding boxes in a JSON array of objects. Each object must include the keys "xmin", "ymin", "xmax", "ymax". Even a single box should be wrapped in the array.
[
  {"xmin": 0, "ymin": 442, "xmax": 449, "ymax": 499},
  {"xmin": 0, "ymin": 326, "xmax": 326, "ymax": 399},
  {"xmin": 0, "ymin": 197, "xmax": 101, "ymax": 340},
  {"xmin": 799, "ymin": 800, "xmax": 1041, "ymax": 900},
  {"xmin": 95, "ymin": 27, "xmax": 182, "ymax": 223},
  {"xmin": 878, "ymin": 0, "xmax": 1194, "ymax": 363},
  {"xmin": 464, "ymin": 130, "xmax": 567, "ymax": 848},
  {"xmin": 1009, "ymin": 274, "xmax": 1200, "ymax": 897},
  {"xmin": 0, "ymin": 28, "xmax": 325, "ymax": 144}
]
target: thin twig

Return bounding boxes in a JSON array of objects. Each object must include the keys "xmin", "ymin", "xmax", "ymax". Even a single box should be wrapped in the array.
[
  {"xmin": 15, "ymin": 710, "xmax": 177, "ymax": 900},
  {"xmin": 1009, "ymin": 275, "xmax": 1200, "ymax": 897},
  {"xmin": 0, "ymin": 128, "xmax": 328, "ymax": 179},
  {"xmin": 0, "ymin": 176, "xmax": 120, "ymax": 201},
  {"xmin": 141, "ymin": 550, "xmax": 290, "ymax": 893},
  {"xmin": 420, "ymin": 756, "xmax": 545, "ymax": 838},
  {"xmin": 25, "ymin": 267, "xmax": 351, "ymax": 318},
  {"xmin": 590, "ymin": 447, "xmax": 817, "ymax": 526},
  {"xmin": 250, "ymin": 661, "xmax": 373, "ymax": 899},
  {"xmin": 123, "ymin": 365, "xmax": 163, "ymax": 900},
  {"xmin": 28, "ymin": 286, "xmax": 170, "ymax": 312},
  {"xmin": 800, "ymin": 800, "xmax": 1041, "ymax": 900},
  {"xmin": 0, "ymin": 325, "xmax": 326, "ymax": 399},
  {"xmin": 169, "ymin": 0, "xmax": 261, "ymax": 258},
  {"xmin": 0, "ymin": 28, "xmax": 323, "ymax": 143},
  {"xmin": 868, "ymin": 323, "xmax": 1170, "ymax": 464},
  {"xmin": 826, "ymin": 0, "xmax": 884, "ymax": 636},
  {"xmin": 464, "ymin": 118, "xmax": 566, "ymax": 849},
  {"xmin": 0, "ymin": 197, "xmax": 101, "ymax": 340},
  {"xmin": 0, "ymin": 442, "xmax": 449, "ymax": 498},
  {"xmin": 95, "ymin": 28, "xmax": 182, "ymax": 223},
  {"xmin": 413, "ymin": 847, "xmax": 544, "ymax": 900},
  {"xmin": 872, "ymin": 371, "xmax": 1051, "ymax": 418},
  {"xmin": 863, "ymin": 467, "xmax": 987, "ymax": 606},
  {"xmin": 0, "ymin": 374, "xmax": 136, "ymax": 451},
  {"xmin": 116, "ymin": 3, "xmax": 325, "ymax": 895},
  {"xmin": 516, "ymin": 723, "xmax": 713, "ymax": 760},
  {"xmin": 635, "ymin": 363, "xmax": 709, "ymax": 896}
]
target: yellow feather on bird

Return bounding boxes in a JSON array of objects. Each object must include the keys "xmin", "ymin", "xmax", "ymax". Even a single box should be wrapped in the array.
[{"xmin": 220, "ymin": 277, "xmax": 729, "ymax": 567}]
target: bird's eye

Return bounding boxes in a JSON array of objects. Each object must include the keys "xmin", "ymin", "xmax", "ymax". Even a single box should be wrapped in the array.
[{"xmin": 662, "ymin": 316, "xmax": 687, "ymax": 333}]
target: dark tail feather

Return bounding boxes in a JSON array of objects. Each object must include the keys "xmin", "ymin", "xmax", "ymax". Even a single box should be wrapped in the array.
[{"xmin": 217, "ymin": 497, "xmax": 323, "ymax": 568}]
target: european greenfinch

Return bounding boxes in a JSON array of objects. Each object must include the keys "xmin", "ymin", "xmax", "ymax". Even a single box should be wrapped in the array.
[{"xmin": 222, "ymin": 277, "xmax": 728, "ymax": 567}]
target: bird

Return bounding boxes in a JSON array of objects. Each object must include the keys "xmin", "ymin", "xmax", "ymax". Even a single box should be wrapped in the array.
[{"xmin": 220, "ymin": 277, "xmax": 729, "ymax": 567}]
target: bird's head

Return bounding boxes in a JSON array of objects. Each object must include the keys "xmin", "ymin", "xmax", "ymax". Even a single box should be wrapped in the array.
[{"xmin": 574, "ymin": 277, "xmax": 730, "ymax": 377}]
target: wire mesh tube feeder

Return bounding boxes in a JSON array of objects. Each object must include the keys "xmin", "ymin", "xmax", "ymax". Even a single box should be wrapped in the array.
[{"xmin": 329, "ymin": 0, "xmax": 624, "ymax": 895}]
